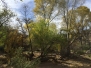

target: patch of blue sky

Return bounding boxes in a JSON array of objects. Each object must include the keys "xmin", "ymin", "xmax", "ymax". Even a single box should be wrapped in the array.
[{"xmin": 0, "ymin": 0, "xmax": 91, "ymax": 28}]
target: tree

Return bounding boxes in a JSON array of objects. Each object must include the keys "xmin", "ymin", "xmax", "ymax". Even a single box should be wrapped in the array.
[
  {"xmin": 0, "ymin": 8, "xmax": 14, "ymax": 52},
  {"xmin": 26, "ymin": 19, "xmax": 58, "ymax": 58},
  {"xmin": 3, "ymin": 27, "xmax": 28, "ymax": 62},
  {"xmin": 0, "ymin": 0, "xmax": 7, "ymax": 8},
  {"xmin": 20, "ymin": 4, "xmax": 34, "ymax": 56},
  {"xmin": 0, "ymin": 8, "xmax": 14, "ymax": 27},
  {"xmin": 34, "ymin": 0, "xmax": 86, "ymax": 58},
  {"xmin": 58, "ymin": 0, "xmax": 86, "ymax": 58},
  {"xmin": 34, "ymin": 0, "xmax": 62, "ymax": 23},
  {"xmin": 61, "ymin": 5, "xmax": 91, "ymax": 57},
  {"xmin": 0, "ymin": 26, "xmax": 8, "ymax": 51}
]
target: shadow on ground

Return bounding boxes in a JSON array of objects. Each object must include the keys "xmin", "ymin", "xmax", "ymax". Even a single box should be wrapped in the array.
[{"xmin": 38, "ymin": 54, "xmax": 91, "ymax": 68}]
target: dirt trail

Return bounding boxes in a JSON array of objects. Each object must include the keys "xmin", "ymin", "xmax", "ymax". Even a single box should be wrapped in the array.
[
  {"xmin": 0, "ymin": 52, "xmax": 91, "ymax": 68},
  {"xmin": 38, "ymin": 55, "xmax": 91, "ymax": 68},
  {"xmin": 38, "ymin": 60, "xmax": 91, "ymax": 68}
]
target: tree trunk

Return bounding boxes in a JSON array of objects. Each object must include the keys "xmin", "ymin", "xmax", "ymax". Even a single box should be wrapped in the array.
[{"xmin": 60, "ymin": 44, "xmax": 71, "ymax": 59}]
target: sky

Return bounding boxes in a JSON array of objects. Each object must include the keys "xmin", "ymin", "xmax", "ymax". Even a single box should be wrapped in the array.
[
  {"xmin": 0, "ymin": 0, "xmax": 91, "ymax": 18},
  {"xmin": 0, "ymin": 0, "xmax": 91, "ymax": 27},
  {"xmin": 0, "ymin": 0, "xmax": 34, "ymax": 17},
  {"xmin": 84, "ymin": 0, "xmax": 91, "ymax": 10},
  {"xmin": 0, "ymin": 0, "xmax": 34, "ymax": 27}
]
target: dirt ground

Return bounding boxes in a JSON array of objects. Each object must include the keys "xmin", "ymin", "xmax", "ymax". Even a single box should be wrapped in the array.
[
  {"xmin": 0, "ymin": 52, "xmax": 91, "ymax": 68},
  {"xmin": 38, "ymin": 54, "xmax": 91, "ymax": 68}
]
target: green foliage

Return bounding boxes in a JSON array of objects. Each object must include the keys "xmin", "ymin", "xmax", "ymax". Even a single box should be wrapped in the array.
[
  {"xmin": 0, "ymin": 26, "xmax": 8, "ymax": 52},
  {"xmin": 26, "ymin": 19, "xmax": 59, "ymax": 56},
  {"xmin": 0, "ymin": 8, "xmax": 14, "ymax": 26},
  {"xmin": 76, "ymin": 50, "xmax": 85, "ymax": 55},
  {"xmin": 8, "ymin": 47, "xmax": 40, "ymax": 68},
  {"xmin": 88, "ymin": 54, "xmax": 91, "ymax": 57},
  {"xmin": 0, "ymin": 0, "xmax": 91, "ymax": 61},
  {"xmin": 0, "ymin": 8, "xmax": 14, "ymax": 52},
  {"xmin": 34, "ymin": 0, "xmax": 62, "ymax": 19},
  {"xmin": 81, "ymin": 45, "xmax": 90, "ymax": 50}
]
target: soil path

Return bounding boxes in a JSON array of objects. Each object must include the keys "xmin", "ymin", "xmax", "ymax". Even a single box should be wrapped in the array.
[{"xmin": 38, "ymin": 55, "xmax": 91, "ymax": 68}]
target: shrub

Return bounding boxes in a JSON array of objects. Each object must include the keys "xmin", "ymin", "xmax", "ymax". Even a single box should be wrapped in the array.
[
  {"xmin": 76, "ymin": 50, "xmax": 85, "ymax": 55},
  {"xmin": 8, "ymin": 47, "xmax": 40, "ymax": 68}
]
